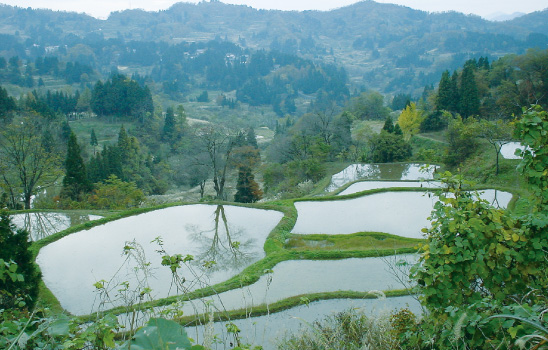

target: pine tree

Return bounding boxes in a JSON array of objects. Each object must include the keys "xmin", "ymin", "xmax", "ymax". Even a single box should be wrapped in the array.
[
  {"xmin": 61, "ymin": 132, "xmax": 91, "ymax": 200},
  {"xmin": 0, "ymin": 211, "xmax": 41, "ymax": 309},
  {"xmin": 382, "ymin": 115, "xmax": 395, "ymax": 133}
]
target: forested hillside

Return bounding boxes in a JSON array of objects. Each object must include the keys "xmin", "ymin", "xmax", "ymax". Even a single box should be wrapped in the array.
[{"xmin": 0, "ymin": 0, "xmax": 547, "ymax": 96}]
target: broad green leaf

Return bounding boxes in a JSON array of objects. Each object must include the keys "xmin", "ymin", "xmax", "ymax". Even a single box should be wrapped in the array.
[{"xmin": 122, "ymin": 317, "xmax": 192, "ymax": 350}]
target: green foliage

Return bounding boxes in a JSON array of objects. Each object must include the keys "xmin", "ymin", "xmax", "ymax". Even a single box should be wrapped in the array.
[
  {"xmin": 382, "ymin": 115, "xmax": 395, "ymax": 133},
  {"xmin": 61, "ymin": 132, "xmax": 91, "ymax": 201},
  {"xmin": 420, "ymin": 110, "xmax": 450, "ymax": 132},
  {"xmin": 0, "ymin": 116, "xmax": 63, "ymax": 209},
  {"xmin": 411, "ymin": 173, "xmax": 519, "ymax": 311},
  {"xmin": 444, "ymin": 115, "xmax": 479, "ymax": 167},
  {"xmin": 515, "ymin": 105, "xmax": 548, "ymax": 208},
  {"xmin": 122, "ymin": 317, "xmax": 192, "ymax": 350},
  {"xmin": 350, "ymin": 91, "xmax": 391, "ymax": 120},
  {"xmin": 436, "ymin": 70, "xmax": 458, "ymax": 112},
  {"xmin": 91, "ymin": 74, "xmax": 153, "ymax": 120},
  {"xmin": 87, "ymin": 175, "xmax": 145, "ymax": 209},
  {"xmin": 278, "ymin": 308, "xmax": 401, "ymax": 350},
  {"xmin": 0, "ymin": 85, "xmax": 16, "ymax": 120},
  {"xmin": 368, "ymin": 131, "xmax": 412, "ymax": 163},
  {"xmin": 459, "ymin": 61, "xmax": 480, "ymax": 117},
  {"xmin": 90, "ymin": 128, "xmax": 98, "ymax": 147},
  {"xmin": 0, "ymin": 211, "xmax": 40, "ymax": 309},
  {"xmin": 408, "ymin": 106, "xmax": 548, "ymax": 349},
  {"xmin": 196, "ymin": 90, "xmax": 209, "ymax": 103}
]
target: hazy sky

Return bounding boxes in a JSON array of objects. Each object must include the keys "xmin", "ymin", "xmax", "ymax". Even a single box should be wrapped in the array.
[{"xmin": 1, "ymin": 0, "xmax": 546, "ymax": 19}]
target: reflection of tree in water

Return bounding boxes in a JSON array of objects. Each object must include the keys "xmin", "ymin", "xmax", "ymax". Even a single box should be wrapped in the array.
[
  {"xmin": 377, "ymin": 163, "xmax": 406, "ymax": 180},
  {"xmin": 489, "ymin": 190, "xmax": 503, "ymax": 209},
  {"xmin": 14, "ymin": 212, "xmax": 98, "ymax": 241},
  {"xmin": 354, "ymin": 164, "xmax": 380, "ymax": 180},
  {"xmin": 17, "ymin": 213, "xmax": 68, "ymax": 241},
  {"xmin": 188, "ymin": 205, "xmax": 258, "ymax": 274}
]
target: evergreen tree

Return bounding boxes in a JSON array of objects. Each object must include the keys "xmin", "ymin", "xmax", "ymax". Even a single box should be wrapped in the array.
[
  {"xmin": 90, "ymin": 129, "xmax": 98, "ymax": 155},
  {"xmin": 234, "ymin": 166, "xmax": 263, "ymax": 203},
  {"xmin": 382, "ymin": 115, "xmax": 395, "ymax": 133},
  {"xmin": 246, "ymin": 127, "xmax": 259, "ymax": 149},
  {"xmin": 459, "ymin": 63, "xmax": 480, "ymax": 117},
  {"xmin": 0, "ymin": 211, "xmax": 41, "ymax": 309},
  {"xmin": 117, "ymin": 125, "xmax": 130, "ymax": 160},
  {"xmin": 0, "ymin": 85, "xmax": 16, "ymax": 119},
  {"xmin": 394, "ymin": 123, "xmax": 403, "ymax": 135},
  {"xmin": 163, "ymin": 107, "xmax": 177, "ymax": 142},
  {"xmin": 450, "ymin": 71, "xmax": 460, "ymax": 111},
  {"xmin": 61, "ymin": 132, "xmax": 91, "ymax": 200},
  {"xmin": 436, "ymin": 70, "xmax": 452, "ymax": 111}
]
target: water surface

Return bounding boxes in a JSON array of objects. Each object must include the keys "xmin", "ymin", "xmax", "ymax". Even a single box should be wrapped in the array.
[
  {"xmin": 293, "ymin": 190, "xmax": 513, "ymax": 237},
  {"xmin": 326, "ymin": 163, "xmax": 438, "ymax": 192},
  {"xmin": 500, "ymin": 142, "xmax": 525, "ymax": 159},
  {"xmin": 186, "ymin": 295, "xmax": 422, "ymax": 350},
  {"xmin": 11, "ymin": 212, "xmax": 102, "ymax": 241},
  {"xmin": 36, "ymin": 205, "xmax": 283, "ymax": 315},
  {"xmin": 158, "ymin": 255, "xmax": 417, "ymax": 318}
]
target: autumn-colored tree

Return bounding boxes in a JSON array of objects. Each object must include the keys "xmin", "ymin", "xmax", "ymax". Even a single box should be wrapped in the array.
[
  {"xmin": 397, "ymin": 102, "xmax": 424, "ymax": 140},
  {"xmin": 234, "ymin": 166, "xmax": 263, "ymax": 203}
]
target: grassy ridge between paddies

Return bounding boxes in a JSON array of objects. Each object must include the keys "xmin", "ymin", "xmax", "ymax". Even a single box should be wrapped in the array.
[{"xmin": 178, "ymin": 289, "xmax": 417, "ymax": 327}]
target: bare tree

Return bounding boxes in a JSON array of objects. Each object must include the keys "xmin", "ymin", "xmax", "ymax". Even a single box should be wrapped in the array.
[
  {"xmin": 195, "ymin": 125, "xmax": 236, "ymax": 200},
  {"xmin": 0, "ymin": 117, "xmax": 62, "ymax": 209},
  {"xmin": 477, "ymin": 119, "xmax": 514, "ymax": 175}
]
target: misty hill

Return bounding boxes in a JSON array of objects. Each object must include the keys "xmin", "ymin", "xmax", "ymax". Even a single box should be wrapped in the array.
[{"xmin": 0, "ymin": 0, "xmax": 547, "ymax": 95}]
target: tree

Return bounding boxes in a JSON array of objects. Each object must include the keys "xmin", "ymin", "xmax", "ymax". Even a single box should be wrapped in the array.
[
  {"xmin": 196, "ymin": 126, "xmax": 236, "ymax": 200},
  {"xmin": 368, "ymin": 131, "xmax": 411, "ymax": 163},
  {"xmin": 0, "ymin": 85, "xmax": 16, "ymax": 120},
  {"xmin": 0, "ymin": 117, "xmax": 62, "ymax": 209},
  {"xmin": 0, "ymin": 211, "xmax": 41, "ymax": 309},
  {"xmin": 477, "ymin": 119, "xmax": 514, "ymax": 175},
  {"xmin": 162, "ymin": 106, "xmax": 177, "ymax": 142},
  {"xmin": 350, "ymin": 91, "xmax": 391, "ymax": 120},
  {"xmin": 246, "ymin": 127, "xmax": 258, "ymax": 149},
  {"xmin": 420, "ymin": 110, "xmax": 450, "ymax": 132},
  {"xmin": 87, "ymin": 175, "xmax": 144, "ymax": 209},
  {"xmin": 234, "ymin": 166, "xmax": 263, "ymax": 203},
  {"xmin": 90, "ymin": 128, "xmax": 98, "ymax": 155},
  {"xmin": 397, "ymin": 102, "xmax": 424, "ymax": 139},
  {"xmin": 435, "ymin": 70, "xmax": 453, "ymax": 111},
  {"xmin": 61, "ymin": 132, "xmax": 91, "ymax": 201},
  {"xmin": 444, "ymin": 116, "xmax": 479, "ymax": 167},
  {"xmin": 197, "ymin": 90, "xmax": 209, "ymax": 103},
  {"xmin": 382, "ymin": 115, "xmax": 394, "ymax": 133},
  {"xmin": 459, "ymin": 62, "xmax": 480, "ymax": 117}
]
